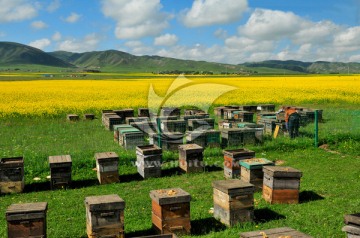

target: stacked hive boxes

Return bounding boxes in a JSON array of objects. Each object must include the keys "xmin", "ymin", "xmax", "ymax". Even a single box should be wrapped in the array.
[
  {"xmin": 240, "ymin": 158, "xmax": 274, "ymax": 191},
  {"xmin": 103, "ymin": 113, "xmax": 122, "ymax": 130},
  {"xmin": 150, "ymin": 188, "xmax": 191, "ymax": 235},
  {"xmin": 6, "ymin": 202, "xmax": 48, "ymax": 238},
  {"xmin": 342, "ymin": 213, "xmax": 360, "ymax": 237},
  {"xmin": 150, "ymin": 133, "xmax": 184, "ymax": 151},
  {"xmin": 85, "ymin": 194, "xmax": 125, "ymax": 238},
  {"xmin": 0, "ymin": 157, "xmax": 24, "ymax": 194},
  {"xmin": 118, "ymin": 126, "xmax": 144, "ymax": 150},
  {"xmin": 262, "ymin": 166, "xmax": 302, "ymax": 204},
  {"xmin": 221, "ymin": 128, "xmax": 257, "ymax": 147},
  {"xmin": 212, "ymin": 180, "xmax": 255, "ymax": 226},
  {"xmin": 187, "ymin": 118, "xmax": 215, "ymax": 131},
  {"xmin": 223, "ymin": 149, "xmax": 255, "ymax": 179},
  {"xmin": 48, "ymin": 155, "xmax": 72, "ymax": 189},
  {"xmin": 178, "ymin": 144, "xmax": 204, "ymax": 173},
  {"xmin": 94, "ymin": 152, "xmax": 120, "ymax": 184},
  {"xmin": 113, "ymin": 109, "xmax": 134, "ymax": 123},
  {"xmin": 136, "ymin": 145, "xmax": 162, "ymax": 178},
  {"xmin": 114, "ymin": 124, "xmax": 133, "ymax": 142}
]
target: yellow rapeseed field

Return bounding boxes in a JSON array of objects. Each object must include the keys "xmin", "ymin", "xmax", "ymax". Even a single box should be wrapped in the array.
[{"xmin": 0, "ymin": 75, "xmax": 359, "ymax": 117}]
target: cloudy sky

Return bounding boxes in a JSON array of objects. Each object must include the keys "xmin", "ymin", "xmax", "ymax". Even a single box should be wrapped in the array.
[{"xmin": 1, "ymin": 0, "xmax": 360, "ymax": 63}]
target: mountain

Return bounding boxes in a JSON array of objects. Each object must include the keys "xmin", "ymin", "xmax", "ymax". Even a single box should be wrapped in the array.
[
  {"xmin": 0, "ymin": 42, "xmax": 73, "ymax": 67},
  {"xmin": 1, "ymin": 41, "xmax": 360, "ymax": 74}
]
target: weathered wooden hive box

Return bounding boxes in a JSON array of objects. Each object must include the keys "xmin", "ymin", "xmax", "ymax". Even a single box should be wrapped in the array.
[
  {"xmin": 104, "ymin": 114, "xmax": 122, "ymax": 131},
  {"xmin": 118, "ymin": 127, "xmax": 145, "ymax": 150},
  {"xmin": 240, "ymin": 158, "xmax": 274, "ymax": 191},
  {"xmin": 187, "ymin": 118, "xmax": 215, "ymax": 131},
  {"xmin": 102, "ymin": 112, "xmax": 117, "ymax": 125},
  {"xmin": 223, "ymin": 108, "xmax": 239, "ymax": 120},
  {"xmin": 161, "ymin": 120, "xmax": 187, "ymax": 133},
  {"xmin": 262, "ymin": 166, "xmax": 302, "ymax": 204},
  {"xmin": 240, "ymin": 227, "xmax": 313, "ymax": 238},
  {"xmin": 94, "ymin": 152, "xmax": 119, "ymax": 184},
  {"xmin": 85, "ymin": 194, "xmax": 125, "ymax": 238},
  {"xmin": 113, "ymin": 108, "xmax": 135, "ymax": 122},
  {"xmin": 342, "ymin": 213, "xmax": 360, "ymax": 237},
  {"xmin": 150, "ymin": 188, "xmax": 191, "ymax": 235},
  {"xmin": 221, "ymin": 128, "xmax": 242, "ymax": 147},
  {"xmin": 212, "ymin": 180, "xmax": 255, "ymax": 226},
  {"xmin": 160, "ymin": 107, "xmax": 181, "ymax": 118},
  {"xmin": 150, "ymin": 133, "xmax": 184, "ymax": 151},
  {"xmin": 240, "ymin": 128, "xmax": 257, "ymax": 145},
  {"xmin": 205, "ymin": 129, "xmax": 221, "ymax": 147},
  {"xmin": 84, "ymin": 113, "xmax": 95, "ymax": 120},
  {"xmin": 256, "ymin": 104, "xmax": 275, "ymax": 112},
  {"xmin": 113, "ymin": 125, "xmax": 133, "ymax": 143},
  {"xmin": 233, "ymin": 111, "xmax": 254, "ymax": 123},
  {"xmin": 185, "ymin": 131, "xmax": 206, "ymax": 148},
  {"xmin": 138, "ymin": 108, "xmax": 150, "ymax": 117},
  {"xmin": 67, "ymin": 114, "xmax": 79, "ymax": 121},
  {"xmin": 214, "ymin": 106, "xmax": 227, "ymax": 118},
  {"xmin": 239, "ymin": 105, "xmax": 258, "ymax": 113},
  {"xmin": 48, "ymin": 155, "xmax": 72, "ymax": 189},
  {"xmin": 125, "ymin": 117, "xmax": 149, "ymax": 125},
  {"xmin": 6, "ymin": 202, "xmax": 48, "ymax": 238},
  {"xmin": 0, "ymin": 157, "xmax": 24, "ymax": 194},
  {"xmin": 136, "ymin": 145, "xmax": 162, "ymax": 178},
  {"xmin": 178, "ymin": 144, "xmax": 204, "ymax": 173},
  {"xmin": 222, "ymin": 149, "xmax": 255, "ymax": 179}
]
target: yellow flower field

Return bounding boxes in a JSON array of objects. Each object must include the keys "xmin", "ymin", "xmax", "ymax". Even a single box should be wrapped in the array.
[{"xmin": 0, "ymin": 75, "xmax": 359, "ymax": 117}]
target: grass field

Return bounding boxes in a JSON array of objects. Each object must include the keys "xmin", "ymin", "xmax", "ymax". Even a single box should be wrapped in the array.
[{"xmin": 0, "ymin": 73, "xmax": 359, "ymax": 237}]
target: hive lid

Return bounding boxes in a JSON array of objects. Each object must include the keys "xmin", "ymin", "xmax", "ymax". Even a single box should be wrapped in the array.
[
  {"xmin": 212, "ymin": 179, "xmax": 255, "ymax": 195},
  {"xmin": 222, "ymin": 148, "xmax": 255, "ymax": 158},
  {"xmin": 6, "ymin": 202, "xmax": 48, "ymax": 214},
  {"xmin": 136, "ymin": 145, "xmax": 162, "ymax": 155},
  {"xmin": 178, "ymin": 144, "xmax": 203, "ymax": 151},
  {"xmin": 0, "ymin": 157, "xmax": 24, "ymax": 167},
  {"xmin": 240, "ymin": 158, "xmax": 274, "ymax": 170},
  {"xmin": 263, "ymin": 166, "xmax": 302, "ymax": 178},
  {"xmin": 48, "ymin": 155, "xmax": 72, "ymax": 165},
  {"xmin": 94, "ymin": 152, "xmax": 119, "ymax": 161},
  {"xmin": 342, "ymin": 225, "xmax": 360, "ymax": 235},
  {"xmin": 240, "ymin": 227, "xmax": 312, "ymax": 238},
  {"xmin": 345, "ymin": 213, "xmax": 360, "ymax": 226},
  {"xmin": 85, "ymin": 194, "xmax": 125, "ymax": 211},
  {"xmin": 150, "ymin": 188, "xmax": 191, "ymax": 205}
]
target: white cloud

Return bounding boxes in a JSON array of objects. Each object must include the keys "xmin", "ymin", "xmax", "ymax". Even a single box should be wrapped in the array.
[
  {"xmin": 154, "ymin": 34, "xmax": 178, "ymax": 46},
  {"xmin": 47, "ymin": 0, "xmax": 60, "ymax": 12},
  {"xmin": 0, "ymin": 0, "xmax": 37, "ymax": 23},
  {"xmin": 64, "ymin": 12, "xmax": 81, "ymax": 23},
  {"xmin": 101, "ymin": 0, "xmax": 170, "ymax": 39},
  {"xmin": 52, "ymin": 31, "xmax": 62, "ymax": 41},
  {"xmin": 181, "ymin": 0, "xmax": 248, "ymax": 27},
  {"xmin": 57, "ymin": 34, "xmax": 101, "ymax": 52},
  {"xmin": 31, "ymin": 20, "xmax": 48, "ymax": 30},
  {"xmin": 29, "ymin": 38, "xmax": 51, "ymax": 50},
  {"xmin": 333, "ymin": 26, "xmax": 360, "ymax": 49},
  {"xmin": 124, "ymin": 41, "xmax": 143, "ymax": 48}
]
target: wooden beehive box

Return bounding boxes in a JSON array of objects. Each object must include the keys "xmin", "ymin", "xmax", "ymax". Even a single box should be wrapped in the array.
[
  {"xmin": 205, "ymin": 129, "xmax": 221, "ymax": 147},
  {"xmin": 85, "ymin": 194, "xmax": 125, "ymax": 238},
  {"xmin": 67, "ymin": 114, "xmax": 79, "ymax": 121},
  {"xmin": 6, "ymin": 202, "xmax": 48, "ymax": 238},
  {"xmin": 123, "ymin": 131, "xmax": 145, "ymax": 151},
  {"xmin": 240, "ymin": 227, "xmax": 313, "ymax": 238},
  {"xmin": 84, "ymin": 113, "xmax": 95, "ymax": 120},
  {"xmin": 0, "ymin": 157, "xmax": 24, "ymax": 194},
  {"xmin": 94, "ymin": 152, "xmax": 119, "ymax": 184},
  {"xmin": 212, "ymin": 180, "xmax": 255, "ymax": 226},
  {"xmin": 161, "ymin": 120, "xmax": 186, "ymax": 133},
  {"xmin": 222, "ymin": 149, "xmax": 255, "ymax": 179},
  {"xmin": 262, "ymin": 166, "xmax": 302, "ymax": 204},
  {"xmin": 150, "ymin": 188, "xmax": 191, "ymax": 235},
  {"xmin": 138, "ymin": 108, "xmax": 150, "ymax": 117},
  {"xmin": 187, "ymin": 118, "xmax": 215, "ymax": 131},
  {"xmin": 114, "ymin": 125, "xmax": 133, "ymax": 142},
  {"xmin": 342, "ymin": 213, "xmax": 360, "ymax": 237},
  {"xmin": 151, "ymin": 133, "xmax": 184, "ymax": 151},
  {"xmin": 240, "ymin": 158, "xmax": 274, "ymax": 191},
  {"xmin": 48, "ymin": 155, "xmax": 72, "ymax": 189},
  {"xmin": 136, "ymin": 145, "xmax": 162, "ymax": 179},
  {"xmin": 178, "ymin": 144, "xmax": 204, "ymax": 173},
  {"xmin": 185, "ymin": 131, "xmax": 206, "ymax": 148}
]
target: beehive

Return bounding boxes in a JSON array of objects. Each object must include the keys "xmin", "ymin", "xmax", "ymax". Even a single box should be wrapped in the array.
[
  {"xmin": 6, "ymin": 202, "xmax": 48, "ymax": 238},
  {"xmin": 185, "ymin": 131, "xmax": 206, "ymax": 148},
  {"xmin": 125, "ymin": 117, "xmax": 149, "ymax": 125},
  {"xmin": 67, "ymin": 114, "xmax": 79, "ymax": 121},
  {"xmin": 240, "ymin": 158, "xmax": 274, "ymax": 191},
  {"xmin": 178, "ymin": 144, "xmax": 204, "ymax": 173},
  {"xmin": 223, "ymin": 149, "xmax": 255, "ymax": 179},
  {"xmin": 238, "ymin": 105, "xmax": 257, "ymax": 113},
  {"xmin": 94, "ymin": 152, "xmax": 119, "ymax": 184},
  {"xmin": 187, "ymin": 118, "xmax": 215, "ymax": 131},
  {"xmin": 256, "ymin": 104, "xmax": 275, "ymax": 112},
  {"xmin": 0, "ymin": 157, "xmax": 24, "ymax": 194},
  {"xmin": 262, "ymin": 166, "xmax": 302, "ymax": 204},
  {"xmin": 161, "ymin": 120, "xmax": 187, "ymax": 133},
  {"xmin": 160, "ymin": 107, "xmax": 181, "ymax": 118},
  {"xmin": 150, "ymin": 188, "xmax": 191, "ymax": 235},
  {"xmin": 136, "ymin": 145, "xmax": 162, "ymax": 178},
  {"xmin": 114, "ymin": 125, "xmax": 133, "ymax": 143},
  {"xmin": 138, "ymin": 108, "xmax": 150, "ymax": 117},
  {"xmin": 205, "ymin": 129, "xmax": 221, "ymax": 147},
  {"xmin": 85, "ymin": 194, "xmax": 125, "ymax": 238},
  {"xmin": 48, "ymin": 155, "xmax": 72, "ymax": 189},
  {"xmin": 113, "ymin": 108, "xmax": 134, "ymax": 122},
  {"xmin": 150, "ymin": 133, "xmax": 184, "ymax": 151},
  {"xmin": 342, "ymin": 213, "xmax": 360, "ymax": 238},
  {"xmin": 212, "ymin": 180, "xmax": 255, "ymax": 226},
  {"xmin": 103, "ymin": 114, "xmax": 122, "ymax": 131},
  {"xmin": 84, "ymin": 113, "xmax": 95, "ymax": 120},
  {"xmin": 233, "ymin": 111, "xmax": 254, "ymax": 123},
  {"xmin": 240, "ymin": 227, "xmax": 312, "ymax": 238}
]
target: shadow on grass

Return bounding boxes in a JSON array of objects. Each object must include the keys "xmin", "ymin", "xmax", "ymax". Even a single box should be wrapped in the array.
[
  {"xmin": 24, "ymin": 181, "xmax": 50, "ymax": 193},
  {"xmin": 191, "ymin": 217, "xmax": 227, "ymax": 235},
  {"xmin": 124, "ymin": 227, "xmax": 156, "ymax": 237},
  {"xmin": 161, "ymin": 167, "xmax": 182, "ymax": 177},
  {"xmin": 254, "ymin": 208, "xmax": 286, "ymax": 223},
  {"xmin": 205, "ymin": 165, "xmax": 223, "ymax": 172},
  {"xmin": 120, "ymin": 173, "xmax": 143, "ymax": 183},
  {"xmin": 299, "ymin": 190, "xmax": 325, "ymax": 203},
  {"xmin": 71, "ymin": 178, "xmax": 99, "ymax": 188}
]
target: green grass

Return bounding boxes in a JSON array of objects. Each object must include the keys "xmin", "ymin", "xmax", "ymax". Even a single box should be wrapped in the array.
[{"xmin": 0, "ymin": 107, "xmax": 359, "ymax": 238}]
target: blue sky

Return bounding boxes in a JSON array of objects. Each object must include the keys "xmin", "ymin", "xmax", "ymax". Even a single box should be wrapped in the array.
[{"xmin": 1, "ymin": 0, "xmax": 360, "ymax": 63}]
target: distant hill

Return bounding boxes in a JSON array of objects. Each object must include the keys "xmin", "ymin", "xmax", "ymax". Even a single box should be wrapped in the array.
[
  {"xmin": 0, "ymin": 42, "xmax": 73, "ymax": 67},
  {"xmin": 1, "ymin": 41, "xmax": 360, "ymax": 74}
]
